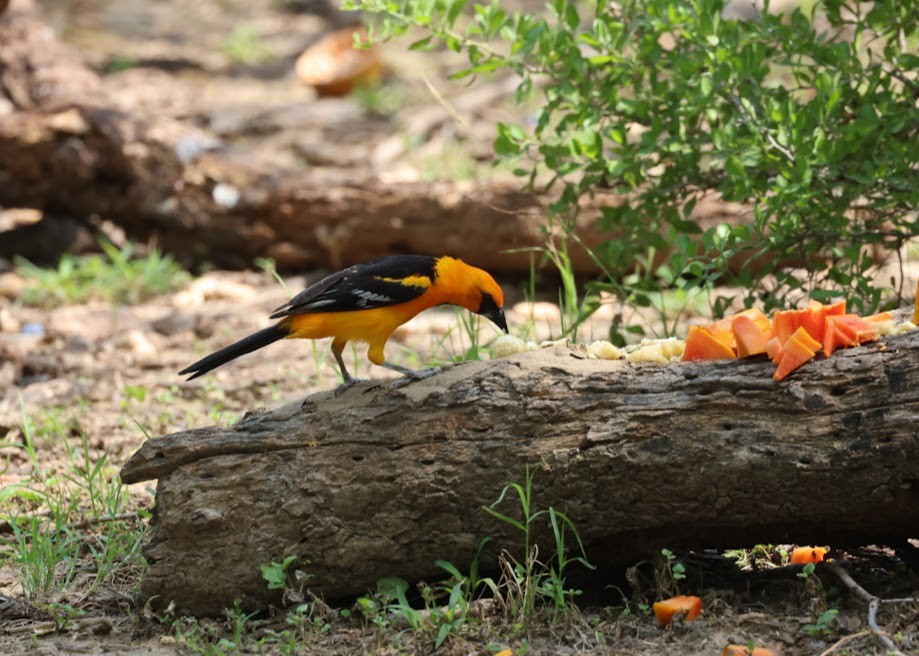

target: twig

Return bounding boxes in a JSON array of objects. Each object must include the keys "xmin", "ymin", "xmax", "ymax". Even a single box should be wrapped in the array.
[
  {"xmin": 372, "ymin": 76, "xmax": 519, "ymax": 167},
  {"xmin": 69, "ymin": 511, "xmax": 142, "ymax": 531},
  {"xmin": 421, "ymin": 73, "xmax": 469, "ymax": 130},
  {"xmin": 728, "ymin": 92, "xmax": 796, "ymax": 163},
  {"xmin": 825, "ymin": 562, "xmax": 907, "ymax": 656},
  {"xmin": 818, "ymin": 630, "xmax": 872, "ymax": 656},
  {"xmin": 0, "ymin": 509, "xmax": 52, "ymax": 534},
  {"xmin": 0, "ymin": 511, "xmax": 142, "ymax": 537}
]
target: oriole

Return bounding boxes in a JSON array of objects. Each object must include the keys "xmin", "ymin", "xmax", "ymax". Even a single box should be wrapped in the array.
[{"xmin": 179, "ymin": 254, "xmax": 508, "ymax": 392}]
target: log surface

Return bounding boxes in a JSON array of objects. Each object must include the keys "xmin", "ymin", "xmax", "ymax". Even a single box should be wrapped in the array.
[{"xmin": 122, "ymin": 330, "xmax": 919, "ymax": 615}]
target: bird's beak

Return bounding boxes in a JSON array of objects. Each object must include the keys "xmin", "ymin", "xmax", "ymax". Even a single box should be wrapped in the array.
[{"xmin": 483, "ymin": 307, "xmax": 509, "ymax": 333}]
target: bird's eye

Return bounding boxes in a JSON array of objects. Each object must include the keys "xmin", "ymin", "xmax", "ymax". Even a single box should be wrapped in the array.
[{"xmin": 478, "ymin": 292, "xmax": 498, "ymax": 314}]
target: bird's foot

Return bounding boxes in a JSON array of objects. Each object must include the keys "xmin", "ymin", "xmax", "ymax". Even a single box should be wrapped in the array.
[
  {"xmin": 387, "ymin": 366, "xmax": 444, "ymax": 389},
  {"xmin": 333, "ymin": 376, "xmax": 367, "ymax": 397}
]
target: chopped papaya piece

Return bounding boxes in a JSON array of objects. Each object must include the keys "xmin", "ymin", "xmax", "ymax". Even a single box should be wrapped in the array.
[
  {"xmin": 790, "ymin": 546, "xmax": 828, "ymax": 565},
  {"xmin": 823, "ymin": 314, "xmax": 879, "ymax": 357},
  {"xmin": 707, "ymin": 317, "xmax": 737, "ymax": 350},
  {"xmin": 826, "ymin": 300, "xmax": 847, "ymax": 316},
  {"xmin": 775, "ymin": 301, "xmax": 846, "ymax": 344},
  {"xmin": 915, "ymin": 279, "xmax": 919, "ymax": 325},
  {"xmin": 734, "ymin": 307, "xmax": 773, "ymax": 334},
  {"xmin": 842, "ymin": 315, "xmax": 880, "ymax": 342},
  {"xmin": 864, "ymin": 311, "xmax": 893, "ymax": 323},
  {"xmin": 799, "ymin": 306, "xmax": 823, "ymax": 342},
  {"xmin": 652, "ymin": 595, "xmax": 702, "ymax": 627},
  {"xmin": 823, "ymin": 321, "xmax": 854, "ymax": 357},
  {"xmin": 723, "ymin": 645, "xmax": 779, "ymax": 656},
  {"xmin": 808, "ymin": 299, "xmax": 846, "ymax": 317},
  {"xmin": 774, "ymin": 341, "xmax": 816, "ymax": 381},
  {"xmin": 732, "ymin": 315, "xmax": 772, "ymax": 358},
  {"xmin": 682, "ymin": 325, "xmax": 736, "ymax": 361},
  {"xmin": 799, "ymin": 307, "xmax": 825, "ymax": 343},
  {"xmin": 774, "ymin": 328, "xmax": 820, "ymax": 381},
  {"xmin": 822, "ymin": 324, "xmax": 839, "ymax": 358},
  {"xmin": 764, "ymin": 336, "xmax": 784, "ymax": 364},
  {"xmin": 790, "ymin": 325, "xmax": 822, "ymax": 353},
  {"xmin": 772, "ymin": 310, "xmax": 803, "ymax": 344}
]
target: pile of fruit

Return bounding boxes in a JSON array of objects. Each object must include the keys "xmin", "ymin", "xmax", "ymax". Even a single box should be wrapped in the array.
[{"xmin": 682, "ymin": 300, "xmax": 910, "ymax": 380}]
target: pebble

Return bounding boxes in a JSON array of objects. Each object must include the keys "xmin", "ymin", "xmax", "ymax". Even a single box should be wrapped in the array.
[
  {"xmin": 152, "ymin": 312, "xmax": 196, "ymax": 336},
  {"xmin": 75, "ymin": 616, "xmax": 113, "ymax": 636},
  {"xmin": 0, "ymin": 272, "xmax": 24, "ymax": 300},
  {"xmin": 21, "ymin": 322, "xmax": 45, "ymax": 337},
  {"xmin": 172, "ymin": 275, "xmax": 258, "ymax": 309},
  {"xmin": 0, "ymin": 304, "xmax": 20, "ymax": 333},
  {"xmin": 0, "ymin": 360, "xmax": 17, "ymax": 387},
  {"xmin": 126, "ymin": 329, "xmax": 158, "ymax": 360},
  {"xmin": 212, "ymin": 182, "xmax": 241, "ymax": 208},
  {"xmin": 510, "ymin": 301, "xmax": 561, "ymax": 324}
]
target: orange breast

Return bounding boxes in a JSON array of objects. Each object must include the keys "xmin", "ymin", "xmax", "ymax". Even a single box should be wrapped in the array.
[{"xmin": 282, "ymin": 294, "xmax": 439, "ymax": 346}]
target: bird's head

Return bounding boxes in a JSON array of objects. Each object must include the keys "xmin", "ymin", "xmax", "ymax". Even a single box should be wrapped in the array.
[
  {"xmin": 474, "ymin": 277, "xmax": 508, "ymax": 333},
  {"xmin": 436, "ymin": 257, "xmax": 508, "ymax": 333}
]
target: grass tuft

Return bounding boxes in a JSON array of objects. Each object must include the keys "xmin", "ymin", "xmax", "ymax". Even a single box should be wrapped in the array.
[
  {"xmin": 0, "ymin": 402, "xmax": 148, "ymax": 601},
  {"xmin": 16, "ymin": 238, "xmax": 189, "ymax": 307}
]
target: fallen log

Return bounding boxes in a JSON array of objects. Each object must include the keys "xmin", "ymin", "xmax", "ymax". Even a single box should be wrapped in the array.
[
  {"xmin": 121, "ymin": 329, "xmax": 919, "ymax": 616},
  {"xmin": 0, "ymin": 0, "xmax": 574, "ymax": 272},
  {"xmin": 0, "ymin": 0, "xmax": 754, "ymax": 275}
]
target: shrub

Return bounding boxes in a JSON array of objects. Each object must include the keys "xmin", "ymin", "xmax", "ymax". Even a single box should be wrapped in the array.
[{"xmin": 347, "ymin": 0, "xmax": 918, "ymax": 328}]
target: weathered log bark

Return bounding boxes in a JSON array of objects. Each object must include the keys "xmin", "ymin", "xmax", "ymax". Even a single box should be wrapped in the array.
[{"xmin": 121, "ymin": 329, "xmax": 919, "ymax": 616}]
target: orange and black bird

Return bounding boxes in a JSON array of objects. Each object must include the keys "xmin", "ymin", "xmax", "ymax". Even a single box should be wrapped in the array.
[{"xmin": 179, "ymin": 254, "xmax": 508, "ymax": 392}]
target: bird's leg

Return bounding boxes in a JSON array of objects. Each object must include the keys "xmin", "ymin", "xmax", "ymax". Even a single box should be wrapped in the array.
[
  {"xmin": 382, "ymin": 361, "xmax": 444, "ymax": 386},
  {"xmin": 332, "ymin": 345, "xmax": 365, "ymax": 396}
]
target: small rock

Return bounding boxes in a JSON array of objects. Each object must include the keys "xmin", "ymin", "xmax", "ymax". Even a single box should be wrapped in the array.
[
  {"xmin": 22, "ymin": 322, "xmax": 46, "ymax": 337},
  {"xmin": 0, "ymin": 360, "xmax": 18, "ymax": 388},
  {"xmin": 172, "ymin": 274, "xmax": 258, "ymax": 308},
  {"xmin": 174, "ymin": 134, "xmax": 222, "ymax": 164},
  {"xmin": 0, "ymin": 207, "xmax": 42, "ymax": 231},
  {"xmin": 125, "ymin": 330, "xmax": 158, "ymax": 360},
  {"xmin": 511, "ymin": 301, "xmax": 562, "ymax": 324},
  {"xmin": 152, "ymin": 312, "xmax": 196, "ymax": 336},
  {"xmin": 212, "ymin": 182, "xmax": 241, "ymax": 208},
  {"xmin": 0, "ymin": 304, "xmax": 21, "ymax": 333},
  {"xmin": 193, "ymin": 315, "xmax": 219, "ymax": 338},
  {"xmin": 47, "ymin": 109, "xmax": 90, "ymax": 135},
  {"xmin": 32, "ymin": 642, "xmax": 58, "ymax": 655},
  {"xmin": 63, "ymin": 335, "xmax": 92, "ymax": 353},
  {"xmin": 0, "ymin": 272, "xmax": 24, "ymax": 300},
  {"xmin": 76, "ymin": 616, "xmax": 113, "ymax": 636}
]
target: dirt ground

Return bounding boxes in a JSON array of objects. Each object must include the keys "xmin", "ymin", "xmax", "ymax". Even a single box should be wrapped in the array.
[
  {"xmin": 1, "ymin": 0, "xmax": 918, "ymax": 654},
  {"xmin": 1, "ymin": 268, "xmax": 918, "ymax": 655}
]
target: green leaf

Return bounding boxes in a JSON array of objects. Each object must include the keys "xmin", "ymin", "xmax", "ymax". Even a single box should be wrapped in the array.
[
  {"xmin": 376, "ymin": 576, "xmax": 409, "ymax": 600},
  {"xmin": 446, "ymin": 0, "xmax": 467, "ymax": 24},
  {"xmin": 408, "ymin": 35, "xmax": 433, "ymax": 51},
  {"xmin": 564, "ymin": 1, "xmax": 579, "ymax": 30}
]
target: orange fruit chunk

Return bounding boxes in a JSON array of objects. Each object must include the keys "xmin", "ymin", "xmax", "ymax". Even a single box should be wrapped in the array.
[
  {"xmin": 723, "ymin": 645, "xmax": 779, "ymax": 656},
  {"xmin": 774, "ymin": 327, "xmax": 821, "ymax": 381},
  {"xmin": 732, "ymin": 315, "xmax": 772, "ymax": 358},
  {"xmin": 682, "ymin": 325, "xmax": 736, "ymax": 361},
  {"xmin": 652, "ymin": 595, "xmax": 702, "ymax": 627},
  {"xmin": 790, "ymin": 546, "xmax": 827, "ymax": 564}
]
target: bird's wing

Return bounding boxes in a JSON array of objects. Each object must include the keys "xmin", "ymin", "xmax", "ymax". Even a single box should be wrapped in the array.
[{"xmin": 269, "ymin": 255, "xmax": 439, "ymax": 318}]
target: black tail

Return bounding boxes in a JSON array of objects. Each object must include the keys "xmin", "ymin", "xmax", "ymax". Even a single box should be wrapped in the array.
[{"xmin": 179, "ymin": 324, "xmax": 289, "ymax": 380}]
